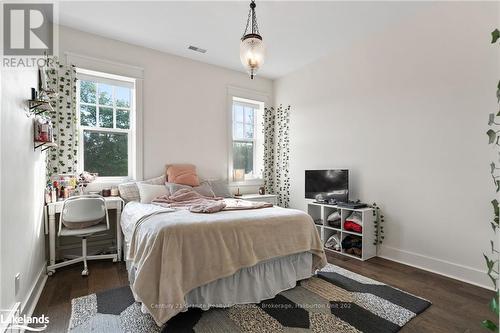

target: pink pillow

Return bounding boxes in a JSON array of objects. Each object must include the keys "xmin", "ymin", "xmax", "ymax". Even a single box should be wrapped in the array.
[{"xmin": 166, "ymin": 164, "xmax": 200, "ymax": 186}]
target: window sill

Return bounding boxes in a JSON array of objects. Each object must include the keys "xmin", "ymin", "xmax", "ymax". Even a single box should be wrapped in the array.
[
  {"xmin": 92, "ymin": 176, "xmax": 132, "ymax": 184},
  {"xmin": 228, "ymin": 178, "xmax": 264, "ymax": 187}
]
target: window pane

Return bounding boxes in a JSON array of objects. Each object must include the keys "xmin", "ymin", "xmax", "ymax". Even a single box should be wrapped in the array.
[
  {"xmin": 233, "ymin": 141, "xmax": 253, "ymax": 175},
  {"xmin": 80, "ymin": 81, "xmax": 96, "ymax": 104},
  {"xmin": 234, "ymin": 122, "xmax": 244, "ymax": 139},
  {"xmin": 80, "ymin": 105, "xmax": 96, "ymax": 126},
  {"xmin": 84, "ymin": 131, "xmax": 128, "ymax": 177},
  {"xmin": 244, "ymin": 107, "xmax": 254, "ymax": 123},
  {"xmin": 116, "ymin": 109, "xmax": 130, "ymax": 129},
  {"xmin": 234, "ymin": 105, "xmax": 244, "ymax": 122},
  {"xmin": 245, "ymin": 122, "xmax": 254, "ymax": 139},
  {"xmin": 98, "ymin": 84, "xmax": 113, "ymax": 106},
  {"xmin": 115, "ymin": 86, "xmax": 131, "ymax": 108},
  {"xmin": 244, "ymin": 108, "xmax": 254, "ymax": 139},
  {"xmin": 99, "ymin": 107, "xmax": 113, "ymax": 128}
]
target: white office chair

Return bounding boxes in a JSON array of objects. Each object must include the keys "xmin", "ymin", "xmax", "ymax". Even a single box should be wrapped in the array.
[{"xmin": 56, "ymin": 195, "xmax": 117, "ymax": 276}]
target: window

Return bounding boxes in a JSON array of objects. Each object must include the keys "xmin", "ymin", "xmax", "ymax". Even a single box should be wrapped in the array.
[
  {"xmin": 76, "ymin": 70, "xmax": 136, "ymax": 179},
  {"xmin": 230, "ymin": 97, "xmax": 264, "ymax": 182}
]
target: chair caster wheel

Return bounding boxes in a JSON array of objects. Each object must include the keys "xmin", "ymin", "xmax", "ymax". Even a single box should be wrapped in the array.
[
  {"xmin": 81, "ymin": 269, "xmax": 89, "ymax": 276},
  {"xmin": 113, "ymin": 257, "xmax": 117, "ymax": 263},
  {"xmin": 47, "ymin": 270, "xmax": 55, "ymax": 276}
]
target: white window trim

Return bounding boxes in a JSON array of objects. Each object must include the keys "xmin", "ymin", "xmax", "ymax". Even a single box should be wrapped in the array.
[
  {"xmin": 232, "ymin": 100, "xmax": 260, "ymax": 181},
  {"xmin": 76, "ymin": 74, "xmax": 135, "ymax": 183},
  {"xmin": 227, "ymin": 86, "xmax": 269, "ymax": 187},
  {"xmin": 68, "ymin": 52, "xmax": 144, "ymax": 183}
]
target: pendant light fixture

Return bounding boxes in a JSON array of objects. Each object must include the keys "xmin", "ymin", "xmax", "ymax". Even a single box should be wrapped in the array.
[{"xmin": 240, "ymin": 0, "xmax": 265, "ymax": 79}]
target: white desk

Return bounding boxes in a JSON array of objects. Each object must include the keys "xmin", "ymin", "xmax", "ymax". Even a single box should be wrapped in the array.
[{"xmin": 45, "ymin": 196, "xmax": 124, "ymax": 274}]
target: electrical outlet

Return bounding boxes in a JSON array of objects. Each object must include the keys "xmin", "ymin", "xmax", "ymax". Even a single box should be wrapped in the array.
[{"xmin": 14, "ymin": 273, "xmax": 20, "ymax": 295}]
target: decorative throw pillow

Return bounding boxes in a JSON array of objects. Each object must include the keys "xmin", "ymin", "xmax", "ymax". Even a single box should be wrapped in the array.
[
  {"xmin": 166, "ymin": 181, "xmax": 215, "ymax": 197},
  {"xmin": 137, "ymin": 183, "xmax": 169, "ymax": 204},
  {"xmin": 118, "ymin": 175, "xmax": 166, "ymax": 202},
  {"xmin": 206, "ymin": 179, "xmax": 232, "ymax": 198},
  {"xmin": 166, "ymin": 164, "xmax": 200, "ymax": 187}
]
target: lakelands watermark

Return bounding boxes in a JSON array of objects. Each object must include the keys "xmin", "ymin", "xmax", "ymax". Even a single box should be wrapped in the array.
[
  {"xmin": 2, "ymin": 2, "xmax": 56, "ymax": 68},
  {"xmin": 0, "ymin": 309, "xmax": 49, "ymax": 332}
]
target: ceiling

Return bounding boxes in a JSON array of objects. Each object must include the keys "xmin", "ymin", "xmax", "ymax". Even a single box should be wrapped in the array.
[{"xmin": 58, "ymin": 1, "xmax": 433, "ymax": 79}]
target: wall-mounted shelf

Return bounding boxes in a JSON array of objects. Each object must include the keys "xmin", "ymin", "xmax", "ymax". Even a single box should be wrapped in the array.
[
  {"xmin": 28, "ymin": 100, "xmax": 54, "ymax": 115},
  {"xmin": 34, "ymin": 141, "xmax": 57, "ymax": 152}
]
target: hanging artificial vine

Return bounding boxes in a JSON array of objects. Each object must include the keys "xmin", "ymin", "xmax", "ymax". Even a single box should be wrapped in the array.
[
  {"xmin": 482, "ymin": 28, "xmax": 500, "ymax": 332},
  {"xmin": 372, "ymin": 203, "xmax": 384, "ymax": 246}
]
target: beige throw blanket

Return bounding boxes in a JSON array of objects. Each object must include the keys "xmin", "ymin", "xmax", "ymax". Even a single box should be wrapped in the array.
[
  {"xmin": 127, "ymin": 204, "xmax": 327, "ymax": 326},
  {"xmin": 152, "ymin": 188, "xmax": 273, "ymax": 213}
]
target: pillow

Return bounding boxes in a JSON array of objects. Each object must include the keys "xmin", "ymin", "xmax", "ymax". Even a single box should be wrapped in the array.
[
  {"xmin": 166, "ymin": 181, "xmax": 215, "ymax": 197},
  {"xmin": 166, "ymin": 164, "xmax": 200, "ymax": 186},
  {"xmin": 137, "ymin": 183, "xmax": 169, "ymax": 204},
  {"xmin": 118, "ymin": 175, "xmax": 166, "ymax": 202},
  {"xmin": 206, "ymin": 179, "xmax": 232, "ymax": 198}
]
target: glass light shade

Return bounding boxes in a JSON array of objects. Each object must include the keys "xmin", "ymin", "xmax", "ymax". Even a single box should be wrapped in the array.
[{"xmin": 240, "ymin": 35, "xmax": 265, "ymax": 79}]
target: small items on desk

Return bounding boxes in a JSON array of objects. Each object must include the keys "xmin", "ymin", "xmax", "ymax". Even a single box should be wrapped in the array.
[
  {"xmin": 110, "ymin": 187, "xmax": 119, "ymax": 197},
  {"xmin": 45, "ymin": 172, "xmax": 98, "ymax": 204}
]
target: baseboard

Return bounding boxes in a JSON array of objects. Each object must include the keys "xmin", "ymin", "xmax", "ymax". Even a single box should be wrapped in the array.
[
  {"xmin": 20, "ymin": 264, "xmax": 47, "ymax": 317},
  {"xmin": 378, "ymin": 245, "xmax": 493, "ymax": 290}
]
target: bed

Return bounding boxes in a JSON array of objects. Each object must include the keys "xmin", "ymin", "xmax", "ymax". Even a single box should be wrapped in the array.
[{"xmin": 121, "ymin": 200, "xmax": 327, "ymax": 326}]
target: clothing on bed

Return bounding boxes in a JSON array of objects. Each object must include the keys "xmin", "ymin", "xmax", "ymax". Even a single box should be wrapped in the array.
[
  {"xmin": 152, "ymin": 188, "xmax": 272, "ymax": 213},
  {"xmin": 165, "ymin": 181, "xmax": 215, "ymax": 198},
  {"xmin": 125, "ymin": 202, "xmax": 327, "ymax": 325}
]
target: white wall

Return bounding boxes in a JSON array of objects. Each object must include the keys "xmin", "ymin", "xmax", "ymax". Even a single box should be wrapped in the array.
[
  {"xmin": 0, "ymin": 69, "xmax": 47, "ymax": 313},
  {"xmin": 274, "ymin": 2, "xmax": 499, "ymax": 288},
  {"xmin": 58, "ymin": 26, "xmax": 273, "ymax": 182}
]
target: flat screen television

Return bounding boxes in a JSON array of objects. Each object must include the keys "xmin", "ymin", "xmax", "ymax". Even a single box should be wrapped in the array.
[{"xmin": 305, "ymin": 169, "xmax": 349, "ymax": 202}]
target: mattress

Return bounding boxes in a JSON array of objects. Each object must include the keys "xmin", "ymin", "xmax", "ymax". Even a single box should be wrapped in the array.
[{"xmin": 121, "ymin": 203, "xmax": 314, "ymax": 309}]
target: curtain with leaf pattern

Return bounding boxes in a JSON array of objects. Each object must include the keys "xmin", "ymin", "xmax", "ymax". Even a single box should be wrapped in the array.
[
  {"xmin": 263, "ymin": 105, "xmax": 291, "ymax": 207},
  {"xmin": 45, "ymin": 60, "xmax": 78, "ymax": 177}
]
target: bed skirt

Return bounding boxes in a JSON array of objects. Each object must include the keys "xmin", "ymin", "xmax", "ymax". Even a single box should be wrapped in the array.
[{"xmin": 124, "ymin": 241, "xmax": 313, "ymax": 309}]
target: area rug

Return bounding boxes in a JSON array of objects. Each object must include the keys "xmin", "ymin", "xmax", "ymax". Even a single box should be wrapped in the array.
[{"xmin": 68, "ymin": 264, "xmax": 431, "ymax": 333}]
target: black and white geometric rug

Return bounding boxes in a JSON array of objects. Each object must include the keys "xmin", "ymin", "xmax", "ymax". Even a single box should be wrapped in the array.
[{"xmin": 68, "ymin": 264, "xmax": 431, "ymax": 333}]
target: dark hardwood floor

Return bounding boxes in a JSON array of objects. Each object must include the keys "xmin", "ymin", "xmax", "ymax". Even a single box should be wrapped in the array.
[{"xmin": 33, "ymin": 254, "xmax": 496, "ymax": 332}]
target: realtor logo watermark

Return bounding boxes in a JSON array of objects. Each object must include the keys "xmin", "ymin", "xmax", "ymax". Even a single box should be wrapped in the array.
[
  {"xmin": 2, "ymin": 2, "xmax": 56, "ymax": 68},
  {"xmin": 0, "ymin": 308, "xmax": 49, "ymax": 332}
]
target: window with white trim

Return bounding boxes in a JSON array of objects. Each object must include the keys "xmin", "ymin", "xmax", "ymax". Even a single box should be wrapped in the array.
[
  {"xmin": 230, "ymin": 97, "xmax": 264, "ymax": 182},
  {"xmin": 76, "ymin": 69, "xmax": 136, "ymax": 179}
]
